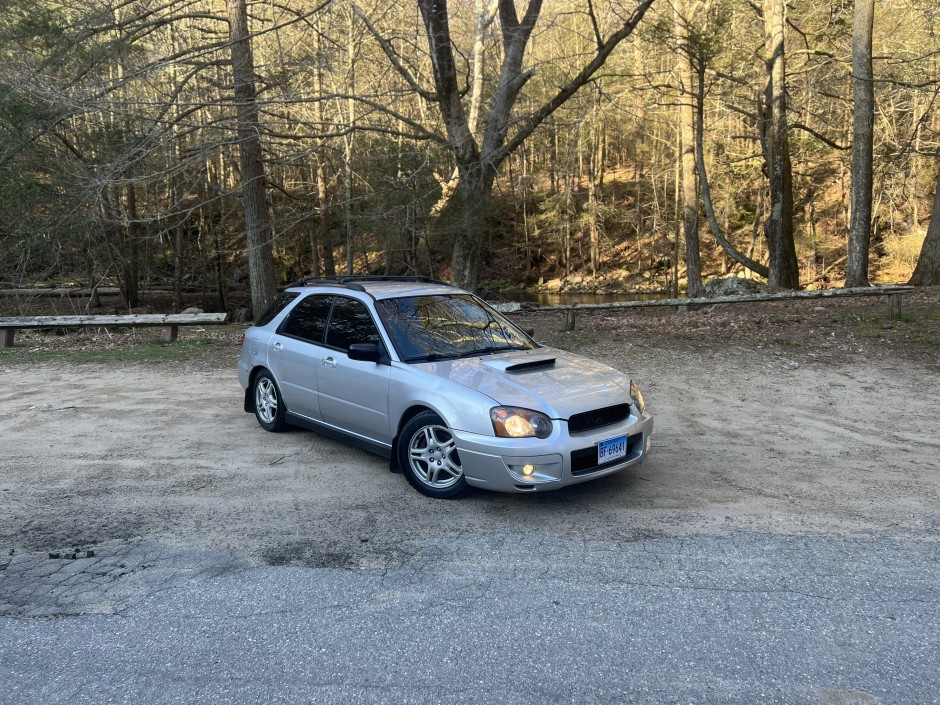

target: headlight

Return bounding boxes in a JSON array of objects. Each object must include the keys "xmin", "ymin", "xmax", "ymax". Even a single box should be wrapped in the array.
[
  {"xmin": 629, "ymin": 380, "xmax": 646, "ymax": 414},
  {"xmin": 490, "ymin": 406, "xmax": 553, "ymax": 439}
]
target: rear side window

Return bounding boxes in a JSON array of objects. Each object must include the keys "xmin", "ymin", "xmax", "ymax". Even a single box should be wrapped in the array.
[
  {"xmin": 325, "ymin": 298, "xmax": 381, "ymax": 351},
  {"xmin": 255, "ymin": 292, "xmax": 299, "ymax": 327},
  {"xmin": 279, "ymin": 295, "xmax": 332, "ymax": 343}
]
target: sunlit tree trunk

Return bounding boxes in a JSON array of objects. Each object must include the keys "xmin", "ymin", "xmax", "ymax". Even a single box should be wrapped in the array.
[
  {"xmin": 675, "ymin": 0, "xmax": 704, "ymax": 297},
  {"xmin": 846, "ymin": 0, "xmax": 875, "ymax": 287},
  {"xmin": 226, "ymin": 0, "xmax": 277, "ymax": 319},
  {"xmin": 762, "ymin": 0, "xmax": 800, "ymax": 289},
  {"xmin": 343, "ymin": 9, "xmax": 357, "ymax": 275}
]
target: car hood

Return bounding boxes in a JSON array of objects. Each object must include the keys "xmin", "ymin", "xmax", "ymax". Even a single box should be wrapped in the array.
[{"xmin": 414, "ymin": 348, "xmax": 631, "ymax": 419}]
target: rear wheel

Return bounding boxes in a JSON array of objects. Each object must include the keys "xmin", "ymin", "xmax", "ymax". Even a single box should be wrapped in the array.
[
  {"xmin": 253, "ymin": 370, "xmax": 287, "ymax": 432},
  {"xmin": 398, "ymin": 411, "xmax": 467, "ymax": 498}
]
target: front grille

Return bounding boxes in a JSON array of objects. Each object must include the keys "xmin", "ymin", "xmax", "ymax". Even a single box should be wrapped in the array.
[
  {"xmin": 568, "ymin": 403, "xmax": 631, "ymax": 434},
  {"xmin": 571, "ymin": 433, "xmax": 643, "ymax": 475}
]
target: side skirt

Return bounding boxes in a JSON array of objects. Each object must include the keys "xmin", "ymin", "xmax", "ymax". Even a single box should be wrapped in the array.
[{"xmin": 285, "ymin": 411, "xmax": 393, "ymax": 460}]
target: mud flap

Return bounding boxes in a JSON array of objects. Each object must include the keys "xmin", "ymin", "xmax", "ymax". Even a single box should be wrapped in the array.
[{"xmin": 389, "ymin": 436, "xmax": 402, "ymax": 473}]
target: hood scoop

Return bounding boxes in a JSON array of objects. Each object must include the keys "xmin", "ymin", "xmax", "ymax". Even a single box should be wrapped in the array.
[{"xmin": 503, "ymin": 357, "xmax": 557, "ymax": 373}]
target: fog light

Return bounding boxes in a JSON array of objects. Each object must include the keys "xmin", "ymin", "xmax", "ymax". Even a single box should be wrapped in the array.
[{"xmin": 522, "ymin": 464, "xmax": 536, "ymax": 476}]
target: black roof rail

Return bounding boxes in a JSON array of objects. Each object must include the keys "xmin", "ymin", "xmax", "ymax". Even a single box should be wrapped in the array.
[{"xmin": 288, "ymin": 275, "xmax": 451, "ymax": 289}]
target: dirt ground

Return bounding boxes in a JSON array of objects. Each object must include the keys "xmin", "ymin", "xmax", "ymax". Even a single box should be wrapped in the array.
[{"xmin": 1, "ymin": 289, "xmax": 938, "ymax": 568}]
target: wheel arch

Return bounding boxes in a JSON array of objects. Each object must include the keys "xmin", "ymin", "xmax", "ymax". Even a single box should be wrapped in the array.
[
  {"xmin": 243, "ymin": 365, "xmax": 270, "ymax": 413},
  {"xmin": 390, "ymin": 404, "xmax": 437, "ymax": 472}
]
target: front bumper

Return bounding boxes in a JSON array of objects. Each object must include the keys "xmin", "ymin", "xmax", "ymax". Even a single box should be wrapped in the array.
[{"xmin": 453, "ymin": 409, "xmax": 653, "ymax": 492}]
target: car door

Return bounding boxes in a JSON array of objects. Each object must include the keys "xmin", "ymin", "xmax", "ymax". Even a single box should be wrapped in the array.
[
  {"xmin": 317, "ymin": 296, "xmax": 392, "ymax": 444},
  {"xmin": 267, "ymin": 294, "xmax": 333, "ymax": 421}
]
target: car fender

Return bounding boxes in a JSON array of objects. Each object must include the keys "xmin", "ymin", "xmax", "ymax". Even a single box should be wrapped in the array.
[{"xmin": 387, "ymin": 362, "xmax": 497, "ymax": 438}]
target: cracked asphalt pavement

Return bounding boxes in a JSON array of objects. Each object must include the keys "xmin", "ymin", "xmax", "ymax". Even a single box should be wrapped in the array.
[{"xmin": 2, "ymin": 344, "xmax": 939, "ymax": 704}]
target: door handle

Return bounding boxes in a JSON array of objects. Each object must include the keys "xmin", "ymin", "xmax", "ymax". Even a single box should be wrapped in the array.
[
  {"xmin": 272, "ymin": 341, "xmax": 283, "ymax": 352},
  {"xmin": 323, "ymin": 356, "xmax": 336, "ymax": 368}
]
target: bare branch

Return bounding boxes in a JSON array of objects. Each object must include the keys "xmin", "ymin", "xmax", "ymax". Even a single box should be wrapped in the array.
[
  {"xmin": 790, "ymin": 122, "xmax": 849, "ymax": 150},
  {"xmin": 586, "ymin": 0, "xmax": 604, "ymax": 50},
  {"xmin": 494, "ymin": 0, "xmax": 655, "ymax": 166},
  {"xmin": 350, "ymin": 3, "xmax": 438, "ymax": 102}
]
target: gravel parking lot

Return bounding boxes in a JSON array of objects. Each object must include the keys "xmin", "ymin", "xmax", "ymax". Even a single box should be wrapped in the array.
[{"xmin": 2, "ymin": 298, "xmax": 939, "ymax": 703}]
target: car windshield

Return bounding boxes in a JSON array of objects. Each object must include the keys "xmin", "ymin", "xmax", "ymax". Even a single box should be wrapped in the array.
[{"xmin": 376, "ymin": 294, "xmax": 537, "ymax": 362}]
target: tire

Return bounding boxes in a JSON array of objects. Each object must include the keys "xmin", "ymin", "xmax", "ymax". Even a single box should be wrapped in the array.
[
  {"xmin": 398, "ymin": 411, "xmax": 467, "ymax": 499},
  {"xmin": 253, "ymin": 369, "xmax": 288, "ymax": 432}
]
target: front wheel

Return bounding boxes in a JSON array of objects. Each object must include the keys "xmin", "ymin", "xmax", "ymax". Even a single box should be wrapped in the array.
[
  {"xmin": 398, "ymin": 411, "xmax": 467, "ymax": 499},
  {"xmin": 253, "ymin": 369, "xmax": 287, "ymax": 432}
]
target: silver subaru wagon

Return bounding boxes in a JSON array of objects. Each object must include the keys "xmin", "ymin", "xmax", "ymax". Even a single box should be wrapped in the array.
[{"xmin": 237, "ymin": 277, "xmax": 653, "ymax": 498}]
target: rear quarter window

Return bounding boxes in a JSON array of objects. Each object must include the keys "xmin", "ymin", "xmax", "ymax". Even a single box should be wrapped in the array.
[{"xmin": 255, "ymin": 292, "xmax": 300, "ymax": 327}]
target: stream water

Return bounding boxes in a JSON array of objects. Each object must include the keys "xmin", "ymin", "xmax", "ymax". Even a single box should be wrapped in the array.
[{"xmin": 501, "ymin": 290, "xmax": 677, "ymax": 306}]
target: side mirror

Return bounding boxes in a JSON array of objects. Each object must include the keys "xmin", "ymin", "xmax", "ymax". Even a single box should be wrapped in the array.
[{"xmin": 348, "ymin": 342, "xmax": 382, "ymax": 363}]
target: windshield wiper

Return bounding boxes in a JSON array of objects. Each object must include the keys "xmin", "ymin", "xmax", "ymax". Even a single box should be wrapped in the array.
[
  {"xmin": 405, "ymin": 345, "xmax": 524, "ymax": 363},
  {"xmin": 403, "ymin": 352, "xmax": 458, "ymax": 363},
  {"xmin": 455, "ymin": 345, "xmax": 523, "ymax": 358}
]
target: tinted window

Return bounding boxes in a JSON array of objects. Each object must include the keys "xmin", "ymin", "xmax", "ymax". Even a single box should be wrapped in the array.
[
  {"xmin": 376, "ymin": 295, "xmax": 536, "ymax": 362},
  {"xmin": 255, "ymin": 292, "xmax": 299, "ymax": 327},
  {"xmin": 278, "ymin": 295, "xmax": 332, "ymax": 343},
  {"xmin": 325, "ymin": 298, "xmax": 381, "ymax": 351}
]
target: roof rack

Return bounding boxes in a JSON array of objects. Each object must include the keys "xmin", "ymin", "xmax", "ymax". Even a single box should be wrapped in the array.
[{"xmin": 288, "ymin": 275, "xmax": 451, "ymax": 290}]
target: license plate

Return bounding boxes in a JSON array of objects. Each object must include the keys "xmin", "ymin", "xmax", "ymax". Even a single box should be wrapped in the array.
[{"xmin": 597, "ymin": 435, "xmax": 628, "ymax": 465}]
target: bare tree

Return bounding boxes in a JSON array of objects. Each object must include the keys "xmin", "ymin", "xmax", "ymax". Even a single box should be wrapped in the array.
[
  {"xmin": 846, "ymin": 0, "xmax": 875, "ymax": 287},
  {"xmin": 675, "ymin": 0, "xmax": 704, "ymax": 297},
  {"xmin": 761, "ymin": 0, "xmax": 800, "ymax": 289},
  {"xmin": 362, "ymin": 0, "xmax": 655, "ymax": 290},
  {"xmin": 226, "ymin": 0, "xmax": 277, "ymax": 319}
]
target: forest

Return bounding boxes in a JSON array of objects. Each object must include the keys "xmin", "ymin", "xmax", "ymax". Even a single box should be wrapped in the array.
[{"xmin": 1, "ymin": 0, "xmax": 939, "ymax": 319}]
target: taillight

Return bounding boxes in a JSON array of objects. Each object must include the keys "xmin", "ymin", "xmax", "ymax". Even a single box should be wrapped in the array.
[{"xmin": 238, "ymin": 333, "xmax": 245, "ymax": 345}]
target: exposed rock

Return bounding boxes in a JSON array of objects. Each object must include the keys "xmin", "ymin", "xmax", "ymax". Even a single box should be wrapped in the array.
[{"xmin": 180, "ymin": 306, "xmax": 204, "ymax": 314}]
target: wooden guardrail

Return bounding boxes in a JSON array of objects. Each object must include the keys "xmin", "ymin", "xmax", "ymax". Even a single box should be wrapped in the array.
[
  {"xmin": 512, "ymin": 285, "xmax": 915, "ymax": 331},
  {"xmin": 0, "ymin": 312, "xmax": 228, "ymax": 348}
]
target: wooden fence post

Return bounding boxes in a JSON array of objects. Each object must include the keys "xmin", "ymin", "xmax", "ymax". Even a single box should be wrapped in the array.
[
  {"xmin": 564, "ymin": 308, "xmax": 577, "ymax": 332},
  {"xmin": 888, "ymin": 293, "xmax": 902, "ymax": 321}
]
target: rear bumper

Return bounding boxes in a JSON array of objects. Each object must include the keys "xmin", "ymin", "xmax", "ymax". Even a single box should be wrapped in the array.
[{"xmin": 452, "ymin": 410, "xmax": 653, "ymax": 493}]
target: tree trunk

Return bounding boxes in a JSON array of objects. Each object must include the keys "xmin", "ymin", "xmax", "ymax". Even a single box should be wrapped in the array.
[
  {"xmin": 675, "ymin": 0, "xmax": 704, "ymax": 298},
  {"xmin": 309, "ymin": 20, "xmax": 326, "ymax": 279},
  {"xmin": 449, "ymin": 162, "xmax": 492, "ymax": 290},
  {"xmin": 343, "ymin": 10, "xmax": 356, "ymax": 276},
  {"xmin": 123, "ymin": 184, "xmax": 140, "ymax": 309},
  {"xmin": 174, "ymin": 217, "xmax": 183, "ymax": 313},
  {"xmin": 762, "ymin": 0, "xmax": 800, "ymax": 289},
  {"xmin": 846, "ymin": 0, "xmax": 875, "ymax": 287},
  {"xmin": 588, "ymin": 88, "xmax": 601, "ymax": 278},
  {"xmin": 695, "ymin": 48, "xmax": 769, "ymax": 279},
  {"xmin": 319, "ymin": 167, "xmax": 336, "ymax": 276},
  {"xmin": 909, "ymin": 166, "xmax": 940, "ymax": 286},
  {"xmin": 226, "ymin": 0, "xmax": 277, "ymax": 320}
]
